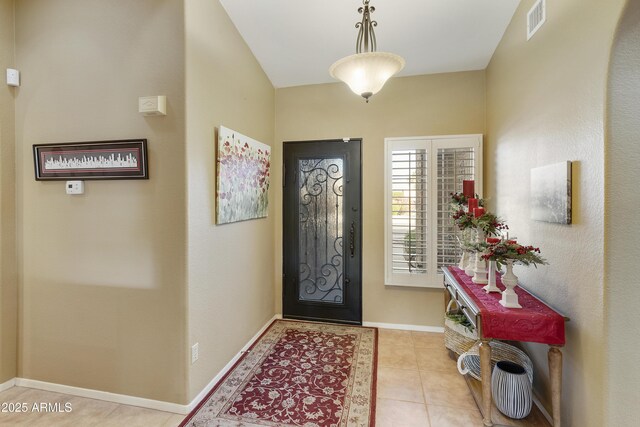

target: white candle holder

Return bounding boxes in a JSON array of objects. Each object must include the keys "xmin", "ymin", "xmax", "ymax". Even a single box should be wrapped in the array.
[
  {"xmin": 500, "ymin": 260, "xmax": 522, "ymax": 308},
  {"xmin": 483, "ymin": 260, "xmax": 501, "ymax": 293},
  {"xmin": 465, "ymin": 251, "xmax": 476, "ymax": 276},
  {"xmin": 458, "ymin": 251, "xmax": 470, "ymax": 270},
  {"xmin": 472, "ymin": 229, "xmax": 488, "ymax": 284},
  {"xmin": 457, "ymin": 229, "xmax": 473, "ymax": 274}
]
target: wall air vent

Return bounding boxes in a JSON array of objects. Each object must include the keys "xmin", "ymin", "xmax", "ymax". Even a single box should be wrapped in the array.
[{"xmin": 527, "ymin": 0, "xmax": 546, "ymax": 40}]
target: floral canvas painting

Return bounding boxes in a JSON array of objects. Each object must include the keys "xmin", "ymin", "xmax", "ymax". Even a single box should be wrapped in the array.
[
  {"xmin": 530, "ymin": 161, "xmax": 572, "ymax": 224},
  {"xmin": 216, "ymin": 126, "xmax": 271, "ymax": 224}
]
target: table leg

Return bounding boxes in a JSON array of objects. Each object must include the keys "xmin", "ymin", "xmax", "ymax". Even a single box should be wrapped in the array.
[
  {"xmin": 548, "ymin": 346, "xmax": 563, "ymax": 427},
  {"xmin": 479, "ymin": 339, "xmax": 492, "ymax": 426},
  {"xmin": 444, "ymin": 287, "xmax": 451, "ymax": 310}
]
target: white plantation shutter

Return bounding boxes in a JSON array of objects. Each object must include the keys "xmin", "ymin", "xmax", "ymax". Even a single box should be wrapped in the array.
[
  {"xmin": 385, "ymin": 135, "xmax": 483, "ymax": 288},
  {"xmin": 435, "ymin": 142, "xmax": 478, "ymax": 271},
  {"xmin": 388, "ymin": 143, "xmax": 429, "ymax": 285}
]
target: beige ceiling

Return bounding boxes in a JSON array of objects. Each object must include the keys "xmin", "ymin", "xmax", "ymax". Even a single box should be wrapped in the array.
[{"xmin": 220, "ymin": 0, "xmax": 521, "ymax": 88}]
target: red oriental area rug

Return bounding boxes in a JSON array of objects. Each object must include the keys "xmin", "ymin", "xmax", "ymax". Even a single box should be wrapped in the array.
[{"xmin": 181, "ymin": 320, "xmax": 377, "ymax": 427}]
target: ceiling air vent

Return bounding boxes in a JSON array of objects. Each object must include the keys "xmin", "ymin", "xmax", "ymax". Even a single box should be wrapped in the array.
[{"xmin": 527, "ymin": 0, "xmax": 546, "ymax": 40}]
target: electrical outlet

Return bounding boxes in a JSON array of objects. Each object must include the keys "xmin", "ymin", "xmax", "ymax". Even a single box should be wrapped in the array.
[{"xmin": 191, "ymin": 343, "xmax": 199, "ymax": 364}]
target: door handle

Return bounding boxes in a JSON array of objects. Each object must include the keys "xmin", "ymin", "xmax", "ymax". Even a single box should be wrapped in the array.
[{"xmin": 349, "ymin": 222, "xmax": 355, "ymax": 258}]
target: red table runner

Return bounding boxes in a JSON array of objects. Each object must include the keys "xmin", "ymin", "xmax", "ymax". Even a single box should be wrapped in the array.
[{"xmin": 446, "ymin": 266, "xmax": 565, "ymax": 345}]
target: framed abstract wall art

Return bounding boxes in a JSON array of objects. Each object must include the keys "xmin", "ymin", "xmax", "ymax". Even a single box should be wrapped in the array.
[
  {"xmin": 216, "ymin": 126, "xmax": 271, "ymax": 224},
  {"xmin": 530, "ymin": 161, "xmax": 572, "ymax": 224},
  {"xmin": 33, "ymin": 139, "xmax": 148, "ymax": 180}
]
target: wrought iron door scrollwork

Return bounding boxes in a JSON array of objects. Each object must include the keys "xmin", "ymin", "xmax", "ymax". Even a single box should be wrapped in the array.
[{"xmin": 298, "ymin": 158, "xmax": 345, "ymax": 303}]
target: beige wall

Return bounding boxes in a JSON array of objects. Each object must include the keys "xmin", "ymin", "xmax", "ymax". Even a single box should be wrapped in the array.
[
  {"xmin": 15, "ymin": 0, "xmax": 187, "ymax": 403},
  {"xmin": 274, "ymin": 72, "xmax": 485, "ymax": 326},
  {"xmin": 0, "ymin": 0, "xmax": 17, "ymax": 384},
  {"xmin": 486, "ymin": 0, "xmax": 626, "ymax": 425},
  {"xmin": 605, "ymin": 1, "xmax": 639, "ymax": 424},
  {"xmin": 9, "ymin": 0, "xmax": 276, "ymax": 404},
  {"xmin": 185, "ymin": 0, "xmax": 276, "ymax": 401}
]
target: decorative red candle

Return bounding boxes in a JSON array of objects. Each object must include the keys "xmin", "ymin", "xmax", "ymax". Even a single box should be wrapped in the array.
[
  {"xmin": 467, "ymin": 198, "xmax": 478, "ymax": 214},
  {"xmin": 486, "ymin": 237, "xmax": 501, "ymax": 244},
  {"xmin": 474, "ymin": 207, "xmax": 485, "ymax": 218},
  {"xmin": 463, "ymin": 180, "xmax": 475, "ymax": 198}
]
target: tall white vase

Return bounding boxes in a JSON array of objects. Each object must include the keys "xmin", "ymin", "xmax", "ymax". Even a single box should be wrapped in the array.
[
  {"xmin": 483, "ymin": 260, "xmax": 501, "ymax": 293},
  {"xmin": 472, "ymin": 229, "xmax": 488, "ymax": 284},
  {"xmin": 499, "ymin": 260, "xmax": 522, "ymax": 308}
]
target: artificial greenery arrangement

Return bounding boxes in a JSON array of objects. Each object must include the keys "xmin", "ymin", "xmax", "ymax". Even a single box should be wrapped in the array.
[
  {"xmin": 450, "ymin": 192, "xmax": 507, "ymax": 234},
  {"xmin": 452, "ymin": 209, "xmax": 476, "ymax": 230},
  {"xmin": 482, "ymin": 241, "xmax": 548, "ymax": 269},
  {"xmin": 445, "ymin": 311, "xmax": 475, "ymax": 332},
  {"xmin": 474, "ymin": 212, "xmax": 509, "ymax": 236},
  {"xmin": 451, "ymin": 208, "xmax": 508, "ymax": 236},
  {"xmin": 450, "ymin": 192, "xmax": 484, "ymax": 209}
]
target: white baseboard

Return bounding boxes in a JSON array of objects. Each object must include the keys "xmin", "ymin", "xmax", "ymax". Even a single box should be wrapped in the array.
[
  {"xmin": 6, "ymin": 316, "xmax": 443, "ymax": 416},
  {"xmin": 9, "ymin": 314, "xmax": 281, "ymax": 415},
  {"xmin": 363, "ymin": 321, "xmax": 444, "ymax": 333},
  {"xmin": 532, "ymin": 393, "xmax": 553, "ymax": 424},
  {"xmin": 0, "ymin": 378, "xmax": 16, "ymax": 392},
  {"xmin": 185, "ymin": 314, "xmax": 280, "ymax": 412},
  {"xmin": 273, "ymin": 314, "xmax": 441, "ymax": 334},
  {"xmin": 273, "ymin": 314, "xmax": 444, "ymax": 334},
  {"xmin": 15, "ymin": 378, "xmax": 187, "ymax": 414}
]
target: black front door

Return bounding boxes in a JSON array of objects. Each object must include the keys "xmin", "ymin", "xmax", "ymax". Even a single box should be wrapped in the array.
[{"xmin": 283, "ymin": 139, "xmax": 362, "ymax": 324}]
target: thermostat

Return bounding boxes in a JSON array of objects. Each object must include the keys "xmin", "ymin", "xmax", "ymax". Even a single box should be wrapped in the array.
[{"xmin": 66, "ymin": 181, "xmax": 84, "ymax": 195}]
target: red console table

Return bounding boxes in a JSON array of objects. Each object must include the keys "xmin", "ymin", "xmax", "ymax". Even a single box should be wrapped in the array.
[{"xmin": 442, "ymin": 266, "xmax": 568, "ymax": 427}]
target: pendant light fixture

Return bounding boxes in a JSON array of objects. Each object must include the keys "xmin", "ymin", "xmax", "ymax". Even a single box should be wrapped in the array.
[{"xmin": 329, "ymin": 0, "xmax": 405, "ymax": 103}]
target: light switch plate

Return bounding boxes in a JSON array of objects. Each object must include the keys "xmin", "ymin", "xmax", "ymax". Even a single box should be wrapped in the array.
[
  {"xmin": 6, "ymin": 69, "xmax": 19, "ymax": 87},
  {"xmin": 191, "ymin": 343, "xmax": 199, "ymax": 364}
]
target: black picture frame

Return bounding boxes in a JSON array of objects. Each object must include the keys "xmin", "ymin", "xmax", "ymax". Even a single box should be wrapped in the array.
[{"xmin": 33, "ymin": 139, "xmax": 149, "ymax": 180}]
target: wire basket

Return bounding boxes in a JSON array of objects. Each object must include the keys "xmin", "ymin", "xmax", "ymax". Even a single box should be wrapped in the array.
[
  {"xmin": 457, "ymin": 340, "xmax": 534, "ymax": 384},
  {"xmin": 444, "ymin": 300, "xmax": 478, "ymax": 355}
]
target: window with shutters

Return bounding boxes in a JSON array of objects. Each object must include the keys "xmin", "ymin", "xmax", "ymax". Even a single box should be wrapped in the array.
[{"xmin": 384, "ymin": 135, "xmax": 483, "ymax": 288}]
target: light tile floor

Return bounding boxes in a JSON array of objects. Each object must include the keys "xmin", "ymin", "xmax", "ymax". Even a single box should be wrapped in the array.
[
  {"xmin": 0, "ymin": 329, "xmax": 482, "ymax": 426},
  {"xmin": 376, "ymin": 329, "xmax": 483, "ymax": 427}
]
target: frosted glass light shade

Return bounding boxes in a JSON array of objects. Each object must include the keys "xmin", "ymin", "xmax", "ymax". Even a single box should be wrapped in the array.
[{"xmin": 329, "ymin": 52, "xmax": 405, "ymax": 100}]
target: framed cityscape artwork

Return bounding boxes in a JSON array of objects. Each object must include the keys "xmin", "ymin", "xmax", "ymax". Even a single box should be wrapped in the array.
[{"xmin": 33, "ymin": 139, "xmax": 148, "ymax": 180}]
